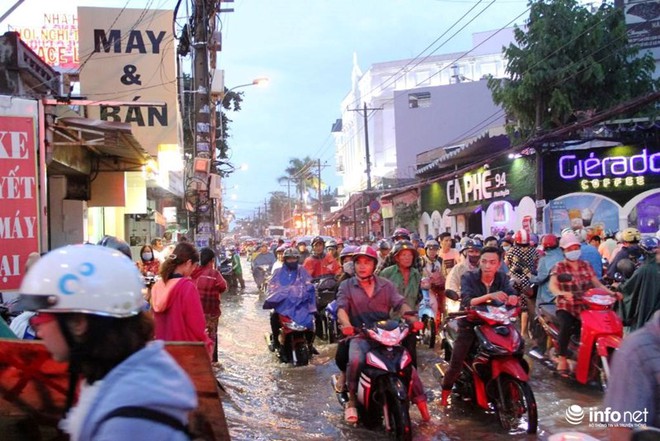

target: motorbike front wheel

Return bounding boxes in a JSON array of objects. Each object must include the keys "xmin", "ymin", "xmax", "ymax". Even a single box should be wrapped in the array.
[
  {"xmin": 385, "ymin": 390, "xmax": 412, "ymax": 441},
  {"xmin": 495, "ymin": 375, "xmax": 538, "ymax": 434},
  {"xmin": 292, "ymin": 343, "xmax": 310, "ymax": 367},
  {"xmin": 327, "ymin": 314, "xmax": 338, "ymax": 343}
]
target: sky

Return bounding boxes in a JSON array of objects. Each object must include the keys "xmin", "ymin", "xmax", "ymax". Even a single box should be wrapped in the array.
[{"xmin": 4, "ymin": 0, "xmax": 531, "ymax": 220}]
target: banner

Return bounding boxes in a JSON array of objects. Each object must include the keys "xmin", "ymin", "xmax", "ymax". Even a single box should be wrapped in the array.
[
  {"xmin": 0, "ymin": 116, "xmax": 39, "ymax": 291},
  {"xmin": 77, "ymin": 7, "xmax": 177, "ymax": 156}
]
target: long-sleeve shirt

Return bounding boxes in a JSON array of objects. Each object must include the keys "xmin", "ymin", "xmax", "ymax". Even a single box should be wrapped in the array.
[
  {"xmin": 303, "ymin": 253, "xmax": 341, "ymax": 278},
  {"xmin": 336, "ymin": 276, "xmax": 406, "ymax": 328},
  {"xmin": 529, "ymin": 248, "xmax": 564, "ymax": 304},
  {"xmin": 191, "ymin": 265, "xmax": 227, "ymax": 316},
  {"xmin": 460, "ymin": 269, "xmax": 517, "ymax": 310}
]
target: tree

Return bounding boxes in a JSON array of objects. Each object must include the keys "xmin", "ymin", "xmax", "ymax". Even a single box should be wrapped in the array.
[
  {"xmin": 394, "ymin": 202, "xmax": 420, "ymax": 232},
  {"xmin": 488, "ymin": 0, "xmax": 658, "ymax": 142},
  {"xmin": 277, "ymin": 157, "xmax": 323, "ymax": 203}
]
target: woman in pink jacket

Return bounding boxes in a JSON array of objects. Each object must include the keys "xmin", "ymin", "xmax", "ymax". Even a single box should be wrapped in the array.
[{"xmin": 150, "ymin": 242, "xmax": 213, "ymax": 358}]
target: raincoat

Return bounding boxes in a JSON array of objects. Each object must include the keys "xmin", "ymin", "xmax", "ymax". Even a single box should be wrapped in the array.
[
  {"xmin": 263, "ymin": 266, "xmax": 316, "ymax": 329},
  {"xmin": 619, "ymin": 259, "xmax": 660, "ymax": 331}
]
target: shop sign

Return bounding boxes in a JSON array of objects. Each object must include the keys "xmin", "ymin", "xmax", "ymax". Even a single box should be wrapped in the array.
[
  {"xmin": 0, "ymin": 116, "xmax": 39, "ymax": 290},
  {"xmin": 12, "ymin": 12, "xmax": 79, "ymax": 69},
  {"xmin": 544, "ymin": 146, "xmax": 660, "ymax": 205},
  {"xmin": 421, "ymin": 156, "xmax": 536, "ymax": 213}
]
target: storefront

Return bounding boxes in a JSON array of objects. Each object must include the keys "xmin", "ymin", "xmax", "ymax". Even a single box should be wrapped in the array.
[
  {"xmin": 542, "ymin": 144, "xmax": 660, "ymax": 235},
  {"xmin": 420, "ymin": 155, "xmax": 537, "ymax": 237}
]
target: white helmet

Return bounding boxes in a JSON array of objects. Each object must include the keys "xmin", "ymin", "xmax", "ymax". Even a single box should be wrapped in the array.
[{"xmin": 18, "ymin": 245, "xmax": 144, "ymax": 318}]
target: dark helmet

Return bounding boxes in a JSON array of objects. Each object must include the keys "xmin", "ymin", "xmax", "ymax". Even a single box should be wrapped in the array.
[
  {"xmin": 325, "ymin": 239, "xmax": 338, "ymax": 249},
  {"xmin": 616, "ymin": 258, "xmax": 636, "ymax": 280},
  {"xmin": 311, "ymin": 236, "xmax": 325, "ymax": 247},
  {"xmin": 410, "ymin": 232, "xmax": 421, "ymax": 242},
  {"xmin": 98, "ymin": 235, "xmax": 132, "ymax": 259},
  {"xmin": 391, "ymin": 227, "xmax": 411, "ymax": 241},
  {"xmin": 353, "ymin": 245, "xmax": 378, "ymax": 264},
  {"xmin": 283, "ymin": 248, "xmax": 301, "ymax": 259},
  {"xmin": 377, "ymin": 240, "xmax": 392, "ymax": 250},
  {"xmin": 339, "ymin": 245, "xmax": 357, "ymax": 263},
  {"xmin": 541, "ymin": 234, "xmax": 559, "ymax": 250},
  {"xmin": 391, "ymin": 240, "xmax": 418, "ymax": 259},
  {"xmin": 500, "ymin": 235, "xmax": 514, "ymax": 246},
  {"xmin": 640, "ymin": 237, "xmax": 659, "ymax": 254},
  {"xmin": 461, "ymin": 239, "xmax": 483, "ymax": 254}
]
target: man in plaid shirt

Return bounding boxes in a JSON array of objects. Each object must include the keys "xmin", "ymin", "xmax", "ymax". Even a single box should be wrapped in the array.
[
  {"xmin": 549, "ymin": 233, "xmax": 616, "ymax": 375},
  {"xmin": 192, "ymin": 247, "xmax": 228, "ymax": 362}
]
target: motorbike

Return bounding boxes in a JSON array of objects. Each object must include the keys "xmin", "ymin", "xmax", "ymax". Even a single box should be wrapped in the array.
[
  {"xmin": 266, "ymin": 314, "xmax": 315, "ymax": 366},
  {"xmin": 219, "ymin": 256, "xmax": 237, "ymax": 291},
  {"xmin": 331, "ymin": 319, "xmax": 417, "ymax": 441},
  {"xmin": 530, "ymin": 274, "xmax": 622, "ymax": 390},
  {"xmin": 311, "ymin": 275, "xmax": 339, "ymax": 340},
  {"xmin": 253, "ymin": 264, "xmax": 271, "ymax": 291},
  {"xmin": 418, "ymin": 288, "xmax": 436, "ymax": 348},
  {"xmin": 437, "ymin": 304, "xmax": 538, "ymax": 434}
]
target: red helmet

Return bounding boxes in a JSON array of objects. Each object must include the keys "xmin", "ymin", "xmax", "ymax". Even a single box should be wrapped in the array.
[
  {"xmin": 353, "ymin": 245, "xmax": 378, "ymax": 264},
  {"xmin": 514, "ymin": 229, "xmax": 530, "ymax": 245},
  {"xmin": 541, "ymin": 234, "xmax": 559, "ymax": 250}
]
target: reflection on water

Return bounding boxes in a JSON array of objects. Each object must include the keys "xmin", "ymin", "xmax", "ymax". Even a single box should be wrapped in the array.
[{"xmin": 216, "ymin": 264, "xmax": 608, "ymax": 440}]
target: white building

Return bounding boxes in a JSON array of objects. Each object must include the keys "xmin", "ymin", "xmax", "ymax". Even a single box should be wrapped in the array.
[{"xmin": 333, "ymin": 28, "xmax": 516, "ymax": 198}]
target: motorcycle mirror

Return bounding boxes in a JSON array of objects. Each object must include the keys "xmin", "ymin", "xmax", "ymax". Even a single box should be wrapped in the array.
[
  {"xmin": 616, "ymin": 258, "xmax": 636, "ymax": 280},
  {"xmin": 445, "ymin": 289, "xmax": 459, "ymax": 301},
  {"xmin": 557, "ymin": 273, "xmax": 573, "ymax": 283}
]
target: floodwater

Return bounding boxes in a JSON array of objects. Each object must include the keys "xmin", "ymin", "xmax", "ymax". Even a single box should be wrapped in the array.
[{"xmin": 216, "ymin": 261, "xmax": 608, "ymax": 441}]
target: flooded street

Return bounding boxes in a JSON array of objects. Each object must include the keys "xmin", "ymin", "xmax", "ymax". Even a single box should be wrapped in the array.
[{"xmin": 216, "ymin": 262, "xmax": 609, "ymax": 440}]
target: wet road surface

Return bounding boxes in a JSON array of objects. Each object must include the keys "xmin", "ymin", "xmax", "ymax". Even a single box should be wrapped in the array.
[{"xmin": 216, "ymin": 263, "xmax": 608, "ymax": 440}]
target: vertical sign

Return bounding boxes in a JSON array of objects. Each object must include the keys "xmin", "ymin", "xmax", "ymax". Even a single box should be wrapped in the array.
[
  {"xmin": 0, "ymin": 117, "xmax": 39, "ymax": 290},
  {"xmin": 77, "ymin": 7, "xmax": 177, "ymax": 156}
]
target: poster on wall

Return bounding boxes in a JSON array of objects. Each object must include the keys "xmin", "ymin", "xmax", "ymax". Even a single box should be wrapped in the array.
[
  {"xmin": 0, "ymin": 116, "xmax": 40, "ymax": 291},
  {"xmin": 628, "ymin": 192, "xmax": 659, "ymax": 234},
  {"xmin": 544, "ymin": 193, "xmax": 619, "ymax": 236}
]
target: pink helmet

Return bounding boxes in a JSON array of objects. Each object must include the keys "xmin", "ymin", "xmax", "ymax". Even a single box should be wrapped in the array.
[{"xmin": 352, "ymin": 245, "xmax": 378, "ymax": 264}]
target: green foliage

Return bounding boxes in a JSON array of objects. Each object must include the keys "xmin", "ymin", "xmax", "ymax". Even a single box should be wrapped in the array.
[
  {"xmin": 488, "ymin": 0, "xmax": 658, "ymax": 142},
  {"xmin": 394, "ymin": 203, "xmax": 420, "ymax": 231}
]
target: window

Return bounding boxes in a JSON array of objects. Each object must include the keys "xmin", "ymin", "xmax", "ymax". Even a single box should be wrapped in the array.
[{"xmin": 408, "ymin": 92, "xmax": 431, "ymax": 109}]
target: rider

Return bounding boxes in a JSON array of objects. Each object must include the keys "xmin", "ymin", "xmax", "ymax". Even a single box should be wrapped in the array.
[
  {"xmin": 264, "ymin": 248, "xmax": 316, "ymax": 352},
  {"xmin": 325, "ymin": 239, "xmax": 340, "ymax": 261},
  {"xmin": 617, "ymin": 237, "xmax": 660, "ymax": 331},
  {"xmin": 228, "ymin": 246, "xmax": 246, "ymax": 289},
  {"xmin": 303, "ymin": 236, "xmax": 341, "ymax": 278},
  {"xmin": 337, "ymin": 245, "xmax": 357, "ymax": 283},
  {"xmin": 376, "ymin": 239, "xmax": 392, "ymax": 267},
  {"xmin": 441, "ymin": 246, "xmax": 518, "ymax": 406},
  {"xmin": 504, "ymin": 229, "xmax": 539, "ymax": 338},
  {"xmin": 296, "ymin": 240, "xmax": 311, "ymax": 262},
  {"xmin": 375, "ymin": 227, "xmax": 411, "ymax": 274},
  {"xmin": 17, "ymin": 245, "xmax": 197, "ymax": 439},
  {"xmin": 436, "ymin": 232, "xmax": 461, "ymax": 278},
  {"xmin": 335, "ymin": 245, "xmax": 430, "ymax": 423},
  {"xmin": 445, "ymin": 239, "xmax": 483, "ymax": 312},
  {"xmin": 548, "ymin": 233, "xmax": 617, "ymax": 375},
  {"xmin": 607, "ymin": 227, "xmax": 642, "ymax": 280}
]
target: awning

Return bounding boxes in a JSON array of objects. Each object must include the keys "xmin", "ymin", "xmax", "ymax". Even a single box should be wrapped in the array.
[
  {"xmin": 447, "ymin": 204, "xmax": 482, "ymax": 216},
  {"xmin": 51, "ymin": 117, "xmax": 151, "ymax": 172}
]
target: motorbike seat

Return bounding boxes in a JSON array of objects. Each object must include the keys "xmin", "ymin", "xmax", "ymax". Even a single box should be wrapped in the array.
[{"xmin": 538, "ymin": 302, "xmax": 558, "ymax": 323}]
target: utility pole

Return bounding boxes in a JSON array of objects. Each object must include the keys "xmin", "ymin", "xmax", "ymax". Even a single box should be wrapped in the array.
[
  {"xmin": 317, "ymin": 159, "xmax": 322, "ymax": 234},
  {"xmin": 348, "ymin": 102, "xmax": 382, "ymax": 190}
]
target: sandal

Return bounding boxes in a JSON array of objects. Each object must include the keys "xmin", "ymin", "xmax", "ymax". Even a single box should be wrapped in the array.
[
  {"xmin": 332, "ymin": 374, "xmax": 347, "ymax": 394},
  {"xmin": 344, "ymin": 406, "xmax": 358, "ymax": 424},
  {"xmin": 556, "ymin": 368, "xmax": 570, "ymax": 378}
]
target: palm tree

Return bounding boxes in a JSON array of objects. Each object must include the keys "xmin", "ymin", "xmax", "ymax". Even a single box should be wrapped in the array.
[{"xmin": 277, "ymin": 156, "xmax": 320, "ymax": 203}]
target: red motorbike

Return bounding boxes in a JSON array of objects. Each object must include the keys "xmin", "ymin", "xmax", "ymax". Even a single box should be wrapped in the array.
[
  {"xmin": 532, "ymin": 286, "xmax": 622, "ymax": 390},
  {"xmin": 438, "ymin": 305, "xmax": 538, "ymax": 434}
]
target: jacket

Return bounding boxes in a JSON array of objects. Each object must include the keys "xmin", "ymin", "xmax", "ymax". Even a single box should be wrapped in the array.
[
  {"xmin": 150, "ymin": 277, "xmax": 213, "ymax": 357},
  {"xmin": 77, "ymin": 341, "xmax": 196, "ymax": 441},
  {"xmin": 263, "ymin": 266, "xmax": 316, "ymax": 329},
  {"xmin": 191, "ymin": 265, "xmax": 227, "ymax": 316},
  {"xmin": 379, "ymin": 264, "xmax": 422, "ymax": 309},
  {"xmin": 303, "ymin": 253, "xmax": 341, "ymax": 278}
]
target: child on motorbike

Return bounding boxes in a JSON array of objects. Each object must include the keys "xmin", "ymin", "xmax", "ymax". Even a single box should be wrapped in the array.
[
  {"xmin": 335, "ymin": 246, "xmax": 430, "ymax": 423},
  {"xmin": 548, "ymin": 233, "xmax": 618, "ymax": 375}
]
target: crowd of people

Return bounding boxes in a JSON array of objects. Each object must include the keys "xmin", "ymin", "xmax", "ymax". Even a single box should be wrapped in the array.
[{"xmin": 2, "ymin": 223, "xmax": 658, "ymax": 439}]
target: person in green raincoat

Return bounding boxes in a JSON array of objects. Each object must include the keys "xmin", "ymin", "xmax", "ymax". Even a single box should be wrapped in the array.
[
  {"xmin": 618, "ymin": 237, "xmax": 660, "ymax": 332},
  {"xmin": 379, "ymin": 240, "xmax": 422, "ymax": 366}
]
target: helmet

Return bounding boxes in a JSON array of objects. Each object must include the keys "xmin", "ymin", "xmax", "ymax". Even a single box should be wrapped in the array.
[
  {"xmin": 410, "ymin": 232, "xmax": 421, "ymax": 241},
  {"xmin": 391, "ymin": 240, "xmax": 418, "ymax": 259},
  {"xmin": 559, "ymin": 233, "xmax": 580, "ymax": 249},
  {"xmin": 378, "ymin": 240, "xmax": 392, "ymax": 250},
  {"xmin": 514, "ymin": 230, "xmax": 530, "ymax": 245},
  {"xmin": 424, "ymin": 239, "xmax": 439, "ymax": 249},
  {"xmin": 275, "ymin": 245, "xmax": 287, "ymax": 253},
  {"xmin": 353, "ymin": 245, "xmax": 378, "ymax": 264},
  {"xmin": 98, "ymin": 235, "xmax": 132, "ymax": 259},
  {"xmin": 640, "ymin": 237, "xmax": 659, "ymax": 254},
  {"xmin": 604, "ymin": 229, "xmax": 615, "ymax": 239},
  {"xmin": 17, "ymin": 245, "xmax": 144, "ymax": 317},
  {"xmin": 340, "ymin": 245, "xmax": 357, "ymax": 262},
  {"xmin": 500, "ymin": 235, "xmax": 514, "ymax": 246},
  {"xmin": 325, "ymin": 239, "xmax": 338, "ymax": 248},
  {"xmin": 462, "ymin": 239, "xmax": 483, "ymax": 253},
  {"xmin": 283, "ymin": 248, "xmax": 301, "ymax": 259},
  {"xmin": 391, "ymin": 228, "xmax": 411, "ymax": 241},
  {"xmin": 621, "ymin": 227, "xmax": 641, "ymax": 243},
  {"xmin": 311, "ymin": 236, "xmax": 325, "ymax": 246},
  {"xmin": 541, "ymin": 234, "xmax": 559, "ymax": 250}
]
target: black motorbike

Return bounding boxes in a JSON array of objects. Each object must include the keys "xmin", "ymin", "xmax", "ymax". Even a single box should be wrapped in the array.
[
  {"xmin": 312, "ymin": 275, "xmax": 339, "ymax": 341},
  {"xmin": 219, "ymin": 256, "xmax": 237, "ymax": 290},
  {"xmin": 266, "ymin": 314, "xmax": 315, "ymax": 367}
]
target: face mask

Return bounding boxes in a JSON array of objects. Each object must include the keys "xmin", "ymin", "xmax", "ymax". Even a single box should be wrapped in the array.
[
  {"xmin": 142, "ymin": 252, "xmax": 153, "ymax": 261},
  {"xmin": 502, "ymin": 246, "xmax": 511, "ymax": 252},
  {"xmin": 468, "ymin": 255, "xmax": 480, "ymax": 266},
  {"xmin": 565, "ymin": 250, "xmax": 581, "ymax": 261},
  {"xmin": 284, "ymin": 261, "xmax": 298, "ymax": 271},
  {"xmin": 343, "ymin": 261, "xmax": 355, "ymax": 276}
]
